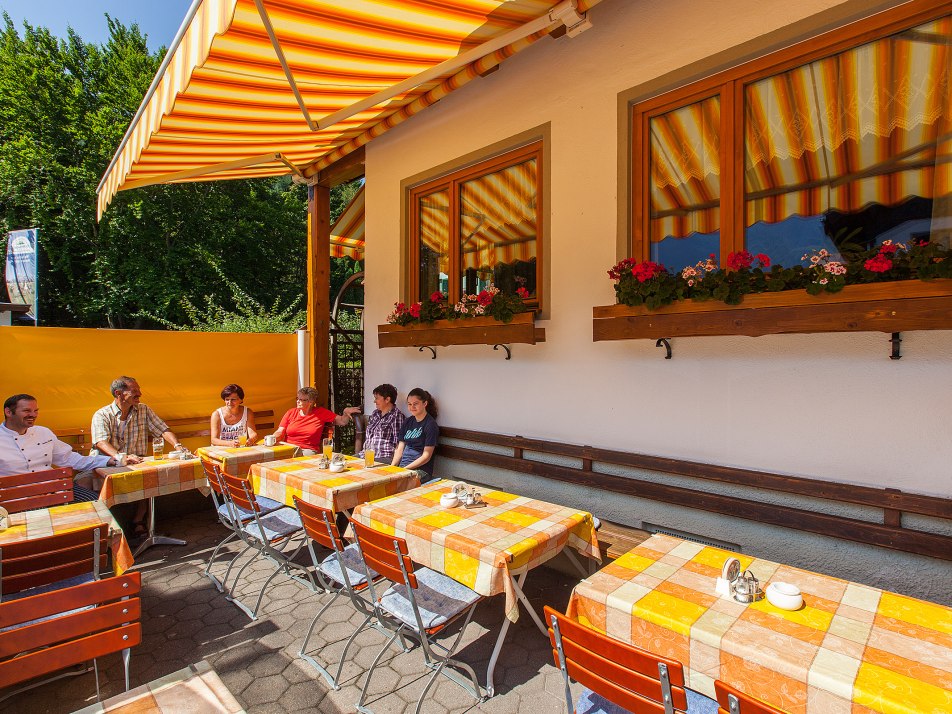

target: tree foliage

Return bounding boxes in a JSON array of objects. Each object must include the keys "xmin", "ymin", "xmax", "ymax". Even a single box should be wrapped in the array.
[{"xmin": 0, "ymin": 14, "xmax": 363, "ymax": 331}]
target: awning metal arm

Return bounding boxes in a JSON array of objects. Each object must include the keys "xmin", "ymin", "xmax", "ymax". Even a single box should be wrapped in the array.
[
  {"xmin": 254, "ymin": 0, "xmax": 319, "ymax": 131},
  {"xmin": 118, "ymin": 153, "xmax": 289, "ymax": 192}
]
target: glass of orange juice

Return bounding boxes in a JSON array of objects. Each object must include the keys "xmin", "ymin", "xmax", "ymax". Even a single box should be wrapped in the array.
[
  {"xmin": 237, "ymin": 432, "xmax": 248, "ymax": 448},
  {"xmin": 364, "ymin": 448, "xmax": 375, "ymax": 468},
  {"xmin": 322, "ymin": 438, "xmax": 334, "ymax": 460}
]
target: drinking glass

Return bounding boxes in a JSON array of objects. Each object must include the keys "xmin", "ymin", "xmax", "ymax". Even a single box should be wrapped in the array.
[
  {"xmin": 152, "ymin": 437, "xmax": 165, "ymax": 459},
  {"xmin": 237, "ymin": 432, "xmax": 248, "ymax": 447},
  {"xmin": 322, "ymin": 438, "xmax": 334, "ymax": 460},
  {"xmin": 364, "ymin": 448, "xmax": 375, "ymax": 468}
]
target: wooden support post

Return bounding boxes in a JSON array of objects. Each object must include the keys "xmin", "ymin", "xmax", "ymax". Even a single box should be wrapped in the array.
[{"xmin": 307, "ymin": 184, "xmax": 331, "ymax": 406}]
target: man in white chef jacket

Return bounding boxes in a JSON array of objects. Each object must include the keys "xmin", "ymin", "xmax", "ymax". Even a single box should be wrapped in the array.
[{"xmin": 0, "ymin": 393, "xmax": 120, "ymax": 499}]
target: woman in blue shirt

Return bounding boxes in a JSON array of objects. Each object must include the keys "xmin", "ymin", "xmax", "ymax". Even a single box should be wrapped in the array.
[{"xmin": 391, "ymin": 388, "xmax": 439, "ymax": 482}]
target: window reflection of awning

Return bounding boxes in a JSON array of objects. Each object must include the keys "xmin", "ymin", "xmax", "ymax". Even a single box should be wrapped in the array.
[
  {"xmin": 96, "ymin": 0, "xmax": 603, "ymax": 219},
  {"xmin": 330, "ymin": 185, "xmax": 364, "ymax": 259},
  {"xmin": 651, "ymin": 18, "xmax": 952, "ymax": 241},
  {"xmin": 418, "ymin": 159, "xmax": 537, "ymax": 270}
]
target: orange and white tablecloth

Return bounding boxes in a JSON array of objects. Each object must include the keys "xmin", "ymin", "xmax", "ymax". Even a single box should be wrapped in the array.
[
  {"xmin": 567, "ymin": 533, "xmax": 952, "ymax": 714},
  {"xmin": 72, "ymin": 660, "xmax": 245, "ymax": 714},
  {"xmin": 95, "ymin": 457, "xmax": 206, "ymax": 508},
  {"xmin": 251, "ymin": 455, "xmax": 420, "ymax": 513},
  {"xmin": 351, "ymin": 480, "xmax": 600, "ymax": 622},
  {"xmin": 196, "ymin": 443, "xmax": 299, "ymax": 476},
  {"xmin": 1, "ymin": 500, "xmax": 134, "ymax": 575}
]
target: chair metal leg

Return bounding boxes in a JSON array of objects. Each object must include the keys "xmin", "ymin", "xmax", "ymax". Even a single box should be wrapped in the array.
[
  {"xmin": 356, "ymin": 629, "xmax": 403, "ymax": 714},
  {"xmin": 204, "ymin": 530, "xmax": 239, "ymax": 591},
  {"xmin": 122, "ymin": 647, "xmax": 131, "ymax": 691},
  {"xmin": 93, "ymin": 659, "xmax": 101, "ymax": 701},
  {"xmin": 220, "ymin": 542, "xmax": 253, "ymax": 594}
]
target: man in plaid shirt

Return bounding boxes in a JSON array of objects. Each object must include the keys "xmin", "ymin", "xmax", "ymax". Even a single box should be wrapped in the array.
[
  {"xmin": 344, "ymin": 384, "xmax": 406, "ymax": 466},
  {"xmin": 91, "ymin": 376, "xmax": 182, "ymax": 534}
]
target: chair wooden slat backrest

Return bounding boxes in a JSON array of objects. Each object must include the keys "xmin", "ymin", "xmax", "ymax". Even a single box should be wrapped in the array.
[
  {"xmin": 715, "ymin": 680, "xmax": 786, "ymax": 714},
  {"xmin": 220, "ymin": 472, "xmax": 260, "ymax": 514},
  {"xmin": 0, "ymin": 572, "xmax": 142, "ymax": 691},
  {"xmin": 544, "ymin": 605, "xmax": 691, "ymax": 714},
  {"xmin": 0, "ymin": 526, "xmax": 107, "ymax": 599},
  {"xmin": 350, "ymin": 520, "xmax": 417, "ymax": 589},
  {"xmin": 0, "ymin": 468, "xmax": 74, "ymax": 513},
  {"xmin": 295, "ymin": 498, "xmax": 345, "ymax": 553}
]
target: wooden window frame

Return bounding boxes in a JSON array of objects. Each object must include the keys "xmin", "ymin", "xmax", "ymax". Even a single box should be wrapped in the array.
[
  {"xmin": 630, "ymin": 0, "xmax": 952, "ymax": 265},
  {"xmin": 407, "ymin": 141, "xmax": 544, "ymax": 309}
]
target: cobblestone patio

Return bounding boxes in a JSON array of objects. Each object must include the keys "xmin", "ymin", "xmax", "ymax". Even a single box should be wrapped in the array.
[{"xmin": 3, "ymin": 504, "xmax": 588, "ymax": 713}]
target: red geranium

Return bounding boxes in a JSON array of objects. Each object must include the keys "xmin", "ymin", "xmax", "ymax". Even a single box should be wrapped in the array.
[
  {"xmin": 516, "ymin": 287, "xmax": 530, "ymax": 299},
  {"xmin": 727, "ymin": 251, "xmax": 753, "ymax": 270},
  {"xmin": 408, "ymin": 302, "xmax": 421, "ymax": 318},
  {"xmin": 430, "ymin": 291, "xmax": 444, "ymax": 303},
  {"xmin": 476, "ymin": 290, "xmax": 493, "ymax": 307},
  {"xmin": 631, "ymin": 261, "xmax": 665, "ymax": 283},
  {"xmin": 864, "ymin": 254, "xmax": 893, "ymax": 273},
  {"xmin": 756, "ymin": 253, "xmax": 771, "ymax": 268}
]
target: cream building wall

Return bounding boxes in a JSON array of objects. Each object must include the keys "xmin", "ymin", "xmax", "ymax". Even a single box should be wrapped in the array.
[{"xmin": 361, "ymin": 0, "xmax": 952, "ymax": 600}]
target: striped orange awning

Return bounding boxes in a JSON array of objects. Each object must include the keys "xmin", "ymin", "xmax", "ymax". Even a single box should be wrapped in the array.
[
  {"xmin": 649, "ymin": 15, "xmax": 952, "ymax": 242},
  {"xmin": 97, "ymin": 0, "xmax": 601, "ymax": 219},
  {"xmin": 330, "ymin": 184, "xmax": 364, "ymax": 259}
]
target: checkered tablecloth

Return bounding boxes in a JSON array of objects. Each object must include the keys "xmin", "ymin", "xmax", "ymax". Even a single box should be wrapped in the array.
[
  {"xmin": 95, "ymin": 457, "xmax": 206, "ymax": 507},
  {"xmin": 1, "ymin": 500, "xmax": 134, "ymax": 575},
  {"xmin": 197, "ymin": 443, "xmax": 299, "ymax": 476},
  {"xmin": 251, "ymin": 455, "xmax": 420, "ymax": 513},
  {"xmin": 73, "ymin": 660, "xmax": 245, "ymax": 714},
  {"xmin": 566, "ymin": 533, "xmax": 952, "ymax": 714},
  {"xmin": 351, "ymin": 480, "xmax": 600, "ymax": 623}
]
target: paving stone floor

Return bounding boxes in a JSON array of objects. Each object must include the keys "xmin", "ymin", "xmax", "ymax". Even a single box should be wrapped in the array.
[{"xmin": 4, "ymin": 507, "xmax": 591, "ymax": 713}]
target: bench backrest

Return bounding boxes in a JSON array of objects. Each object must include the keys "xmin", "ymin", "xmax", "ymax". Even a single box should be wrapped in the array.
[
  {"xmin": 54, "ymin": 409, "xmax": 276, "ymax": 454},
  {"xmin": 0, "ymin": 467, "xmax": 74, "ymax": 513}
]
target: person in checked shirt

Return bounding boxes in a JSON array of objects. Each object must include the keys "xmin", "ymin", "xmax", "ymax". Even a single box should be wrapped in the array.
[
  {"xmin": 90, "ymin": 376, "xmax": 183, "ymax": 536},
  {"xmin": 343, "ymin": 383, "xmax": 406, "ymax": 466}
]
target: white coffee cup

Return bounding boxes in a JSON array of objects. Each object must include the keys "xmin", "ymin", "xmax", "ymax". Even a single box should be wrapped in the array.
[
  {"xmin": 440, "ymin": 493, "xmax": 460, "ymax": 508},
  {"xmin": 264, "ymin": 435, "xmax": 277, "ymax": 447},
  {"xmin": 116, "ymin": 452, "xmax": 127, "ymax": 466}
]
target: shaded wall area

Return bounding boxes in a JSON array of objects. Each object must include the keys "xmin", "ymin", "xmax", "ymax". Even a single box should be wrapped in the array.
[{"xmin": 0, "ymin": 327, "xmax": 297, "ymax": 451}]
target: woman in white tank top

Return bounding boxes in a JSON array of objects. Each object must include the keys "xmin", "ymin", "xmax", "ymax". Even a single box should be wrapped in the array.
[{"xmin": 210, "ymin": 384, "xmax": 258, "ymax": 446}]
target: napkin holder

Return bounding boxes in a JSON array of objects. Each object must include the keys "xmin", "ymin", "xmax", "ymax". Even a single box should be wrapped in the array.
[{"xmin": 716, "ymin": 556, "xmax": 741, "ymax": 598}]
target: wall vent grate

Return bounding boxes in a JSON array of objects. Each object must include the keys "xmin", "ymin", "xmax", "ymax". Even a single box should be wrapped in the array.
[{"xmin": 642, "ymin": 522, "xmax": 740, "ymax": 552}]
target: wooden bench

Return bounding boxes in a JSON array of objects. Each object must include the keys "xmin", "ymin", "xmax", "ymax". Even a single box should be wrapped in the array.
[
  {"xmin": 596, "ymin": 520, "xmax": 651, "ymax": 561},
  {"xmin": 54, "ymin": 410, "xmax": 276, "ymax": 454}
]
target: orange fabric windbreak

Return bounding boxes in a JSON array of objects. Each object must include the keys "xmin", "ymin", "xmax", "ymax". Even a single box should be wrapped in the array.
[{"xmin": 0, "ymin": 326, "xmax": 297, "ymax": 454}]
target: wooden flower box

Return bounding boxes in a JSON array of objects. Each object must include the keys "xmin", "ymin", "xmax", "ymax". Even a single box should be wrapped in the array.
[
  {"xmin": 378, "ymin": 311, "xmax": 544, "ymax": 349},
  {"xmin": 592, "ymin": 279, "xmax": 952, "ymax": 341}
]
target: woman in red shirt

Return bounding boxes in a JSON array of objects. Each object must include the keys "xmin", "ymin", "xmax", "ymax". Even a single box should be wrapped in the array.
[{"xmin": 271, "ymin": 387, "xmax": 352, "ymax": 454}]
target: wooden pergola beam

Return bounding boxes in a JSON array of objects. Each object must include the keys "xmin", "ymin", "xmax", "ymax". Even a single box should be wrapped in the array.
[{"xmin": 307, "ymin": 184, "xmax": 331, "ymax": 405}]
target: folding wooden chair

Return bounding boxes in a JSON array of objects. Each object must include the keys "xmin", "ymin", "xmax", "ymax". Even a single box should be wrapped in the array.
[
  {"xmin": 220, "ymin": 471, "xmax": 315, "ymax": 619},
  {"xmin": 200, "ymin": 458, "xmax": 281, "ymax": 592},
  {"xmin": 295, "ymin": 496, "xmax": 396, "ymax": 690},
  {"xmin": 0, "ymin": 572, "xmax": 142, "ymax": 702},
  {"xmin": 544, "ymin": 605, "xmax": 718, "ymax": 714},
  {"xmin": 0, "ymin": 467, "xmax": 74, "ymax": 513},
  {"xmin": 714, "ymin": 680, "xmax": 787, "ymax": 714},
  {"xmin": 351, "ymin": 519, "xmax": 483, "ymax": 714},
  {"xmin": 0, "ymin": 525, "xmax": 108, "ymax": 602}
]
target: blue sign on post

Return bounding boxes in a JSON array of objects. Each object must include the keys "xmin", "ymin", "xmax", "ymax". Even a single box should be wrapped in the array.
[{"xmin": 5, "ymin": 228, "xmax": 38, "ymax": 322}]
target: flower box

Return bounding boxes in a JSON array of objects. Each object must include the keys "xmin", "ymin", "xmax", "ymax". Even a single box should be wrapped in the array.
[
  {"xmin": 378, "ymin": 312, "xmax": 544, "ymax": 349},
  {"xmin": 592, "ymin": 279, "xmax": 952, "ymax": 341}
]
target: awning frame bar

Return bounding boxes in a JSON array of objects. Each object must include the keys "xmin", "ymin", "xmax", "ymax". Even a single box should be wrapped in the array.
[
  {"xmin": 118, "ymin": 153, "xmax": 287, "ymax": 192},
  {"xmin": 313, "ymin": 0, "xmax": 590, "ymax": 131},
  {"xmin": 254, "ymin": 0, "xmax": 318, "ymax": 131}
]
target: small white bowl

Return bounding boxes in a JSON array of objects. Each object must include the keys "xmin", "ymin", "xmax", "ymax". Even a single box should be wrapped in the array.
[
  {"xmin": 328, "ymin": 463, "xmax": 345, "ymax": 473},
  {"xmin": 440, "ymin": 493, "xmax": 460, "ymax": 508},
  {"xmin": 766, "ymin": 582, "xmax": 803, "ymax": 611}
]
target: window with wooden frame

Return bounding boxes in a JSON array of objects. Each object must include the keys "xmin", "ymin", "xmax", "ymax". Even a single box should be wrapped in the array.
[
  {"xmin": 408, "ymin": 141, "xmax": 543, "ymax": 308},
  {"xmin": 631, "ymin": 0, "xmax": 952, "ymax": 272}
]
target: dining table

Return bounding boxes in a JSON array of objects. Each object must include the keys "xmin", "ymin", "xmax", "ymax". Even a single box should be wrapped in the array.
[
  {"xmin": 196, "ymin": 443, "xmax": 299, "ymax": 476},
  {"xmin": 0, "ymin": 500, "xmax": 134, "ymax": 575},
  {"xmin": 567, "ymin": 532, "xmax": 952, "ymax": 714},
  {"xmin": 350, "ymin": 479, "xmax": 601, "ymax": 697},
  {"xmin": 95, "ymin": 455, "xmax": 205, "ymax": 556},
  {"xmin": 249, "ymin": 454, "xmax": 420, "ymax": 513}
]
